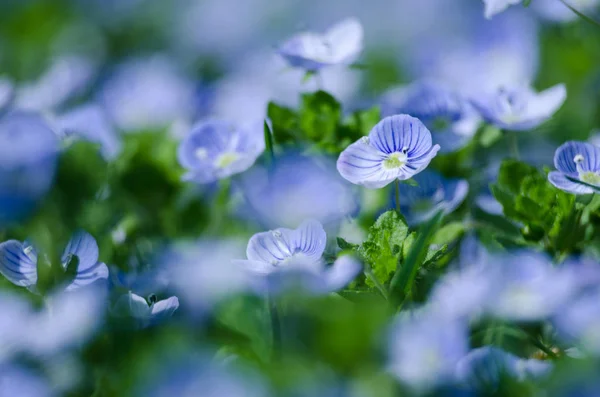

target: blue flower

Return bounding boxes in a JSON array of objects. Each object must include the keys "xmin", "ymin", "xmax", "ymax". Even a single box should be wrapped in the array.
[
  {"xmin": 239, "ymin": 153, "xmax": 358, "ymax": 228},
  {"xmin": 553, "ymin": 289, "xmax": 600, "ymax": 355},
  {"xmin": 391, "ymin": 171, "xmax": 469, "ymax": 224},
  {"xmin": 0, "ymin": 230, "xmax": 109, "ymax": 292},
  {"xmin": 455, "ymin": 346, "xmax": 552, "ymax": 390},
  {"xmin": 482, "ymin": 0, "xmax": 522, "ymax": 19},
  {"xmin": 178, "ymin": 119, "xmax": 264, "ymax": 184},
  {"xmin": 387, "ymin": 310, "xmax": 469, "ymax": 391},
  {"xmin": 112, "ymin": 291, "xmax": 179, "ymax": 326},
  {"xmin": 237, "ymin": 220, "xmax": 360, "ymax": 294},
  {"xmin": 382, "ymin": 81, "xmax": 480, "ymax": 153},
  {"xmin": 277, "ymin": 18, "xmax": 363, "ymax": 71},
  {"xmin": 548, "ymin": 141, "xmax": 600, "ymax": 194},
  {"xmin": 471, "ymin": 84, "xmax": 566, "ymax": 131},
  {"xmin": 0, "ymin": 364, "xmax": 54, "ymax": 397},
  {"xmin": 337, "ymin": 115, "xmax": 440, "ymax": 189},
  {"xmin": 55, "ymin": 104, "xmax": 121, "ymax": 160},
  {"xmin": 0, "ymin": 111, "xmax": 59, "ymax": 225}
]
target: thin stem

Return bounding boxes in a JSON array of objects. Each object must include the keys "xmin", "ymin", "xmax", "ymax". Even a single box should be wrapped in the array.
[
  {"xmin": 529, "ymin": 336, "xmax": 558, "ymax": 359},
  {"xmin": 364, "ymin": 266, "xmax": 389, "ymax": 301},
  {"xmin": 268, "ymin": 293, "xmax": 282, "ymax": 361},
  {"xmin": 395, "ymin": 180, "xmax": 401, "ymax": 214},
  {"xmin": 559, "ymin": 0, "xmax": 600, "ymax": 27},
  {"xmin": 509, "ymin": 132, "xmax": 520, "ymax": 160}
]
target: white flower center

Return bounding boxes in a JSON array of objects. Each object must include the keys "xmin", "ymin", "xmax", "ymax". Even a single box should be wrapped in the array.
[
  {"xmin": 215, "ymin": 152, "xmax": 239, "ymax": 168},
  {"xmin": 383, "ymin": 147, "xmax": 409, "ymax": 169},
  {"xmin": 574, "ymin": 154, "xmax": 600, "ymax": 186},
  {"xmin": 195, "ymin": 148, "xmax": 208, "ymax": 160}
]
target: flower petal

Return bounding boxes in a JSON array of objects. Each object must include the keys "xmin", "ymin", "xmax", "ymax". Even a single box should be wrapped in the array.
[
  {"xmin": 62, "ymin": 230, "xmax": 99, "ymax": 273},
  {"xmin": 113, "ymin": 292, "xmax": 150, "ymax": 319},
  {"xmin": 337, "ymin": 140, "xmax": 397, "ymax": 188},
  {"xmin": 324, "ymin": 256, "xmax": 362, "ymax": 291},
  {"xmin": 246, "ymin": 227, "xmax": 297, "ymax": 264},
  {"xmin": 548, "ymin": 171, "xmax": 595, "ymax": 195},
  {"xmin": 0, "ymin": 240, "xmax": 37, "ymax": 287},
  {"xmin": 324, "ymin": 18, "xmax": 363, "ymax": 64},
  {"xmin": 177, "ymin": 120, "xmax": 232, "ymax": 171},
  {"xmin": 527, "ymin": 84, "xmax": 567, "ymax": 122},
  {"xmin": 554, "ymin": 141, "xmax": 600, "ymax": 174},
  {"xmin": 150, "ymin": 296, "xmax": 179, "ymax": 320},
  {"xmin": 291, "ymin": 219, "xmax": 327, "ymax": 263}
]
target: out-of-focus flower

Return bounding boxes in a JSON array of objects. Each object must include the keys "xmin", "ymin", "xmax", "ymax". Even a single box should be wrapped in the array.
[
  {"xmin": 15, "ymin": 55, "xmax": 96, "ymax": 112},
  {"xmin": 112, "ymin": 291, "xmax": 179, "ymax": 327},
  {"xmin": 455, "ymin": 346, "xmax": 552, "ymax": 390},
  {"xmin": 165, "ymin": 239, "xmax": 251, "ymax": 314},
  {"xmin": 0, "ymin": 111, "xmax": 59, "ymax": 225},
  {"xmin": 387, "ymin": 310, "xmax": 469, "ymax": 391},
  {"xmin": 277, "ymin": 18, "xmax": 363, "ymax": 72},
  {"xmin": 532, "ymin": 0, "xmax": 600, "ymax": 23},
  {"xmin": 99, "ymin": 56, "xmax": 196, "ymax": 132},
  {"xmin": 0, "ymin": 230, "xmax": 109, "ymax": 292},
  {"xmin": 0, "ymin": 364, "xmax": 54, "ymax": 397},
  {"xmin": 391, "ymin": 171, "xmax": 469, "ymax": 224},
  {"xmin": 549, "ymin": 141, "xmax": 600, "ymax": 194},
  {"xmin": 54, "ymin": 104, "xmax": 121, "ymax": 160},
  {"xmin": 177, "ymin": 119, "xmax": 264, "ymax": 184},
  {"xmin": 482, "ymin": 0, "xmax": 522, "ymax": 19},
  {"xmin": 485, "ymin": 251, "xmax": 578, "ymax": 321},
  {"xmin": 337, "ymin": 115, "xmax": 440, "ymax": 189},
  {"xmin": 239, "ymin": 154, "xmax": 358, "ymax": 228},
  {"xmin": 471, "ymin": 84, "xmax": 566, "ymax": 131},
  {"xmin": 0, "ymin": 78, "xmax": 14, "ymax": 111},
  {"xmin": 553, "ymin": 289, "xmax": 600, "ymax": 355},
  {"xmin": 382, "ymin": 81, "xmax": 480, "ymax": 153},
  {"xmin": 0, "ymin": 292, "xmax": 32, "ymax": 362},
  {"xmin": 236, "ymin": 220, "xmax": 360, "ymax": 294}
]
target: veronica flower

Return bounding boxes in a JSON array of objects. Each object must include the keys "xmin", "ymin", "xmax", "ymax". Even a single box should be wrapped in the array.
[
  {"xmin": 277, "ymin": 18, "xmax": 363, "ymax": 71},
  {"xmin": 548, "ymin": 141, "xmax": 600, "ymax": 194},
  {"xmin": 387, "ymin": 310, "xmax": 469, "ymax": 391},
  {"xmin": 112, "ymin": 291, "xmax": 179, "ymax": 327},
  {"xmin": 382, "ymin": 82, "xmax": 480, "ymax": 153},
  {"xmin": 471, "ymin": 84, "xmax": 567, "ymax": 131},
  {"xmin": 391, "ymin": 171, "xmax": 469, "ymax": 224},
  {"xmin": 485, "ymin": 251, "xmax": 578, "ymax": 321},
  {"xmin": 482, "ymin": 0, "xmax": 522, "ymax": 19},
  {"xmin": 0, "ymin": 111, "xmax": 59, "ymax": 225},
  {"xmin": 236, "ymin": 220, "xmax": 360, "ymax": 294},
  {"xmin": 455, "ymin": 346, "xmax": 552, "ymax": 390},
  {"xmin": 337, "ymin": 115, "xmax": 440, "ymax": 189},
  {"xmin": 177, "ymin": 119, "xmax": 264, "ymax": 184},
  {"xmin": 553, "ymin": 290, "xmax": 600, "ymax": 355},
  {"xmin": 0, "ymin": 230, "xmax": 109, "ymax": 292}
]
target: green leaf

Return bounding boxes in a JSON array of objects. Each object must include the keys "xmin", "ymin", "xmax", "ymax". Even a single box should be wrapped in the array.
[
  {"xmin": 497, "ymin": 160, "xmax": 538, "ymax": 195},
  {"xmin": 479, "ymin": 125, "xmax": 502, "ymax": 147},
  {"xmin": 267, "ymin": 101, "xmax": 299, "ymax": 144},
  {"xmin": 337, "ymin": 237, "xmax": 358, "ymax": 251},
  {"xmin": 423, "ymin": 244, "xmax": 449, "ymax": 268},
  {"xmin": 431, "ymin": 222, "xmax": 465, "ymax": 245},
  {"xmin": 344, "ymin": 106, "xmax": 381, "ymax": 137},
  {"xmin": 263, "ymin": 120, "xmax": 275, "ymax": 165},
  {"xmin": 299, "ymin": 90, "xmax": 342, "ymax": 143}
]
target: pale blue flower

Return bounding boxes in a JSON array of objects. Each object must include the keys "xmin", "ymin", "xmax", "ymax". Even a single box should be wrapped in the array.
[
  {"xmin": 548, "ymin": 141, "xmax": 600, "ymax": 194},
  {"xmin": 0, "ymin": 111, "xmax": 59, "ymax": 225},
  {"xmin": 178, "ymin": 119, "xmax": 264, "ymax": 184},
  {"xmin": 236, "ymin": 220, "xmax": 360, "ymax": 294},
  {"xmin": 553, "ymin": 289, "xmax": 600, "ymax": 355},
  {"xmin": 455, "ymin": 346, "xmax": 552, "ymax": 390},
  {"xmin": 483, "ymin": 0, "xmax": 522, "ymax": 19},
  {"xmin": 471, "ymin": 84, "xmax": 567, "ymax": 131},
  {"xmin": 277, "ymin": 18, "xmax": 363, "ymax": 71},
  {"xmin": 112, "ymin": 291, "xmax": 179, "ymax": 326},
  {"xmin": 388, "ymin": 310, "xmax": 469, "ymax": 391},
  {"xmin": 0, "ymin": 364, "xmax": 54, "ymax": 397},
  {"xmin": 382, "ymin": 81, "xmax": 481, "ymax": 153},
  {"xmin": 391, "ymin": 171, "xmax": 469, "ymax": 224},
  {"xmin": 337, "ymin": 115, "xmax": 440, "ymax": 189},
  {"xmin": 239, "ymin": 154, "xmax": 358, "ymax": 228},
  {"xmin": 0, "ymin": 230, "xmax": 109, "ymax": 292},
  {"xmin": 55, "ymin": 104, "xmax": 121, "ymax": 160},
  {"xmin": 0, "ymin": 292, "xmax": 33, "ymax": 362}
]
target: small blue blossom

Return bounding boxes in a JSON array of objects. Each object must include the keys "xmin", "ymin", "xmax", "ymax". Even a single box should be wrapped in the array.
[
  {"xmin": 337, "ymin": 115, "xmax": 440, "ymax": 189},
  {"xmin": 382, "ymin": 81, "xmax": 481, "ymax": 153},
  {"xmin": 277, "ymin": 18, "xmax": 363, "ymax": 71},
  {"xmin": 549, "ymin": 141, "xmax": 600, "ymax": 194},
  {"xmin": 471, "ymin": 84, "xmax": 567, "ymax": 131},
  {"xmin": 0, "ymin": 230, "xmax": 109, "ymax": 292},
  {"xmin": 178, "ymin": 119, "xmax": 265, "ymax": 184},
  {"xmin": 237, "ymin": 220, "xmax": 360, "ymax": 294},
  {"xmin": 387, "ymin": 310, "xmax": 469, "ymax": 391},
  {"xmin": 455, "ymin": 346, "xmax": 552, "ymax": 390},
  {"xmin": 391, "ymin": 171, "xmax": 469, "ymax": 224},
  {"xmin": 553, "ymin": 290, "xmax": 600, "ymax": 355},
  {"xmin": 112, "ymin": 291, "xmax": 179, "ymax": 327},
  {"xmin": 482, "ymin": 0, "xmax": 522, "ymax": 19},
  {"xmin": 0, "ymin": 111, "xmax": 59, "ymax": 225}
]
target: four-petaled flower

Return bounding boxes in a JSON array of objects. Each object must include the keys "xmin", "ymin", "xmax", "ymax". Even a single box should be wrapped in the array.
[
  {"xmin": 178, "ymin": 119, "xmax": 265, "ymax": 184},
  {"xmin": 277, "ymin": 18, "xmax": 363, "ymax": 72},
  {"xmin": 549, "ymin": 141, "xmax": 600, "ymax": 194},
  {"xmin": 382, "ymin": 81, "xmax": 480, "ymax": 153},
  {"xmin": 0, "ymin": 230, "xmax": 109, "ymax": 292},
  {"xmin": 236, "ymin": 219, "xmax": 361, "ymax": 294},
  {"xmin": 112, "ymin": 291, "xmax": 179, "ymax": 327},
  {"xmin": 337, "ymin": 114, "xmax": 440, "ymax": 188},
  {"xmin": 471, "ymin": 84, "xmax": 566, "ymax": 131}
]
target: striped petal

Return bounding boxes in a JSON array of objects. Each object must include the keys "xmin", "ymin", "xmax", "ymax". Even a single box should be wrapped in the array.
[
  {"xmin": 0, "ymin": 240, "xmax": 37, "ymax": 287},
  {"xmin": 62, "ymin": 231, "xmax": 108, "ymax": 291},
  {"xmin": 246, "ymin": 227, "xmax": 297, "ymax": 264},
  {"xmin": 548, "ymin": 171, "xmax": 595, "ymax": 195},
  {"xmin": 336, "ymin": 140, "xmax": 395, "ymax": 188},
  {"xmin": 554, "ymin": 141, "xmax": 600, "ymax": 174},
  {"xmin": 290, "ymin": 219, "xmax": 327, "ymax": 263}
]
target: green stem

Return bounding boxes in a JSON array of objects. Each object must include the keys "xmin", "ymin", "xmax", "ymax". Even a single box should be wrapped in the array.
[
  {"xmin": 395, "ymin": 180, "xmax": 401, "ymax": 214},
  {"xmin": 529, "ymin": 336, "xmax": 558, "ymax": 359},
  {"xmin": 559, "ymin": 0, "xmax": 600, "ymax": 27},
  {"xmin": 263, "ymin": 121, "xmax": 276, "ymax": 167},
  {"xmin": 268, "ymin": 294, "xmax": 282, "ymax": 361},
  {"xmin": 509, "ymin": 132, "xmax": 520, "ymax": 160}
]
